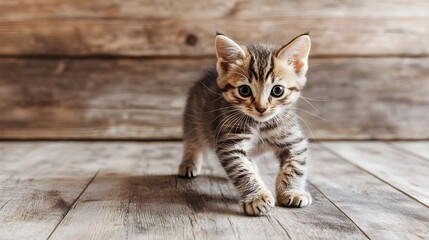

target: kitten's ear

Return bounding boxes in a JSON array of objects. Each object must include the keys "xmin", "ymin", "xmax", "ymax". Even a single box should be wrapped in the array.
[
  {"xmin": 276, "ymin": 33, "xmax": 311, "ymax": 77},
  {"xmin": 215, "ymin": 34, "xmax": 246, "ymax": 73}
]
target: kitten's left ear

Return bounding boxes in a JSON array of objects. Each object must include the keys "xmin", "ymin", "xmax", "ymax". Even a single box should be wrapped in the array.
[
  {"xmin": 215, "ymin": 34, "xmax": 246, "ymax": 74},
  {"xmin": 276, "ymin": 33, "xmax": 311, "ymax": 78},
  {"xmin": 215, "ymin": 34, "xmax": 246, "ymax": 62}
]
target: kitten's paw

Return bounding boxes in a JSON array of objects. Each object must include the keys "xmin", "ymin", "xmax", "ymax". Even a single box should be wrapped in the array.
[
  {"xmin": 240, "ymin": 191, "xmax": 275, "ymax": 216},
  {"xmin": 277, "ymin": 190, "xmax": 312, "ymax": 208},
  {"xmin": 178, "ymin": 164, "xmax": 200, "ymax": 178}
]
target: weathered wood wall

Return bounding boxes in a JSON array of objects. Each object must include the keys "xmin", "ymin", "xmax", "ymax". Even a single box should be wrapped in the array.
[{"xmin": 0, "ymin": 0, "xmax": 428, "ymax": 139}]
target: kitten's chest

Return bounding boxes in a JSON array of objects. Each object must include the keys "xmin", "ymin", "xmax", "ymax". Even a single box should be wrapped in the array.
[
  {"xmin": 258, "ymin": 119, "xmax": 290, "ymax": 139},
  {"xmin": 247, "ymin": 126, "xmax": 273, "ymax": 156},
  {"xmin": 250, "ymin": 122, "xmax": 289, "ymax": 149}
]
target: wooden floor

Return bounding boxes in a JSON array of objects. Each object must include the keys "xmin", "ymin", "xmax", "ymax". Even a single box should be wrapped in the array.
[{"xmin": 0, "ymin": 141, "xmax": 428, "ymax": 240}]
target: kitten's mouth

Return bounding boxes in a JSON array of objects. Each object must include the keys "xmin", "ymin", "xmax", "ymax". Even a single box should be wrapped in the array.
[
  {"xmin": 251, "ymin": 112, "xmax": 275, "ymax": 122},
  {"xmin": 240, "ymin": 108, "xmax": 276, "ymax": 122}
]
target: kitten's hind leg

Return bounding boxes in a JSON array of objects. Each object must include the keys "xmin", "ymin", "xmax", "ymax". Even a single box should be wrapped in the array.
[{"xmin": 179, "ymin": 142, "xmax": 203, "ymax": 178}]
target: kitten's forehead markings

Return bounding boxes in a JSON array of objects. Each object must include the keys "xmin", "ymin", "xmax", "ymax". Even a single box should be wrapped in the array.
[
  {"xmin": 252, "ymin": 52, "xmax": 263, "ymax": 82},
  {"xmin": 260, "ymin": 51, "xmax": 273, "ymax": 83},
  {"xmin": 266, "ymin": 75, "xmax": 276, "ymax": 84},
  {"xmin": 248, "ymin": 54, "xmax": 257, "ymax": 83},
  {"xmin": 266, "ymin": 53, "xmax": 275, "ymax": 82},
  {"xmin": 246, "ymin": 46, "xmax": 276, "ymax": 85}
]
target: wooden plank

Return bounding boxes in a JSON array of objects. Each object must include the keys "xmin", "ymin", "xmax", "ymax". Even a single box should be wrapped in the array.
[
  {"xmin": 390, "ymin": 141, "xmax": 429, "ymax": 161},
  {"xmin": 0, "ymin": 142, "xmax": 104, "ymax": 240},
  {"xmin": 302, "ymin": 58, "xmax": 429, "ymax": 140},
  {"xmin": 308, "ymin": 144, "xmax": 429, "ymax": 239},
  {"xmin": 0, "ymin": 17, "xmax": 428, "ymax": 56},
  {"xmin": 0, "ymin": 58, "xmax": 213, "ymax": 140},
  {"xmin": 322, "ymin": 141, "xmax": 429, "ymax": 207},
  {"xmin": 49, "ymin": 142, "xmax": 365, "ymax": 239},
  {"xmin": 0, "ymin": 143, "xmax": 39, "ymax": 210},
  {"xmin": 0, "ymin": 0, "xmax": 235, "ymax": 20},
  {"xmin": 1, "ymin": 57, "xmax": 428, "ymax": 140},
  {"xmin": 2, "ymin": 0, "xmax": 429, "ymax": 20},
  {"xmin": 255, "ymin": 152, "xmax": 367, "ymax": 240}
]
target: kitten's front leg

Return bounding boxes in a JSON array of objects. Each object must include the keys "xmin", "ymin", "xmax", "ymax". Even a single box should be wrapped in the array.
[
  {"xmin": 217, "ymin": 135, "xmax": 275, "ymax": 215},
  {"xmin": 273, "ymin": 129, "xmax": 312, "ymax": 208}
]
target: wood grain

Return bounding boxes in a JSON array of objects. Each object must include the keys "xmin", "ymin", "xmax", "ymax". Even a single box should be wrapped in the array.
[
  {"xmin": 49, "ymin": 142, "xmax": 366, "ymax": 240},
  {"xmin": 1, "ymin": 57, "xmax": 428, "ymax": 140},
  {"xmin": 0, "ymin": 58, "xmax": 213, "ymax": 139},
  {"xmin": 1, "ymin": 141, "xmax": 428, "ymax": 239},
  {"xmin": 390, "ymin": 142, "xmax": 429, "ymax": 161},
  {"xmin": 0, "ymin": 18, "xmax": 428, "ymax": 56},
  {"xmin": 322, "ymin": 142, "xmax": 429, "ymax": 207},
  {"xmin": 309, "ymin": 144, "xmax": 429, "ymax": 239},
  {"xmin": 0, "ymin": 143, "xmax": 103, "ymax": 240},
  {"xmin": 2, "ymin": 0, "xmax": 429, "ymax": 20}
]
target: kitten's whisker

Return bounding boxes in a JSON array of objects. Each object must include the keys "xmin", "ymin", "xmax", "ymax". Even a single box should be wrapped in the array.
[
  {"xmin": 213, "ymin": 95, "xmax": 225, "ymax": 102},
  {"xmin": 212, "ymin": 109, "xmax": 240, "ymax": 130},
  {"xmin": 300, "ymin": 95, "xmax": 329, "ymax": 102},
  {"xmin": 240, "ymin": 117, "xmax": 248, "ymax": 137},
  {"xmin": 280, "ymin": 114, "xmax": 298, "ymax": 128},
  {"xmin": 221, "ymin": 112, "xmax": 243, "ymax": 142},
  {"xmin": 299, "ymin": 96, "xmax": 319, "ymax": 113},
  {"xmin": 199, "ymin": 82, "xmax": 222, "ymax": 96},
  {"xmin": 211, "ymin": 110, "xmax": 238, "ymax": 132},
  {"xmin": 295, "ymin": 114, "xmax": 316, "ymax": 140},
  {"xmin": 214, "ymin": 111, "xmax": 242, "ymax": 143},
  {"xmin": 205, "ymin": 105, "xmax": 236, "ymax": 113},
  {"xmin": 290, "ymin": 107, "xmax": 328, "ymax": 121},
  {"xmin": 209, "ymin": 112, "xmax": 226, "ymax": 127},
  {"xmin": 226, "ymin": 114, "xmax": 244, "ymax": 138},
  {"xmin": 282, "ymin": 112, "xmax": 315, "ymax": 140}
]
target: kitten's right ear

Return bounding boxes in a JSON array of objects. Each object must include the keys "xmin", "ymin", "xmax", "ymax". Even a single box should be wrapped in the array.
[
  {"xmin": 276, "ymin": 33, "xmax": 311, "ymax": 78},
  {"xmin": 215, "ymin": 34, "xmax": 246, "ymax": 73}
]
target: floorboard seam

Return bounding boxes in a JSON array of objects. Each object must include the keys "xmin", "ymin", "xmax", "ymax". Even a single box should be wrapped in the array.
[
  {"xmin": 45, "ymin": 169, "xmax": 101, "ymax": 240},
  {"xmin": 386, "ymin": 142, "xmax": 429, "ymax": 163},
  {"xmin": 272, "ymin": 216, "xmax": 292, "ymax": 240},
  {"xmin": 227, "ymin": 217, "xmax": 240, "ymax": 240},
  {"xmin": 124, "ymin": 188, "xmax": 134, "ymax": 240},
  {"xmin": 0, "ymin": 199, "xmax": 11, "ymax": 212},
  {"xmin": 319, "ymin": 143, "xmax": 429, "ymax": 209},
  {"xmin": 308, "ymin": 181, "xmax": 370, "ymax": 239}
]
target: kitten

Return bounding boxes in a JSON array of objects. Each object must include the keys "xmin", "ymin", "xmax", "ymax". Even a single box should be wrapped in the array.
[{"xmin": 179, "ymin": 33, "xmax": 312, "ymax": 215}]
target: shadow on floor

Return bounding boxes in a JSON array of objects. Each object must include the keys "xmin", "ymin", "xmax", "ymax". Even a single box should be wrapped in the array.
[
  {"xmin": 0, "ymin": 174, "xmax": 244, "ymax": 230},
  {"xmin": 69, "ymin": 173, "xmax": 241, "ymax": 216}
]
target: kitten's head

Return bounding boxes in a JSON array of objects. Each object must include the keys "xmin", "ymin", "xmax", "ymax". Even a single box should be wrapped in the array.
[{"xmin": 215, "ymin": 33, "xmax": 311, "ymax": 122}]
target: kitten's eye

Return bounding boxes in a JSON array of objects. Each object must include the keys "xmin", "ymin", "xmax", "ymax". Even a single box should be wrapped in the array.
[
  {"xmin": 238, "ymin": 85, "xmax": 252, "ymax": 97},
  {"xmin": 271, "ymin": 85, "xmax": 284, "ymax": 97}
]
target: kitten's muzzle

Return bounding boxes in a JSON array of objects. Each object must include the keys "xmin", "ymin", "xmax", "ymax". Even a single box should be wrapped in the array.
[{"xmin": 256, "ymin": 107, "xmax": 267, "ymax": 113}]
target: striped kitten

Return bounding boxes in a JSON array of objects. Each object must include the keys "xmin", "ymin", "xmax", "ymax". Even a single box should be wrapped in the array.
[{"xmin": 179, "ymin": 33, "xmax": 312, "ymax": 215}]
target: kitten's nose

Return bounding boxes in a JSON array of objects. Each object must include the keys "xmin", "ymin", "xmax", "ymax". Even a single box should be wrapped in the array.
[{"xmin": 256, "ymin": 107, "xmax": 267, "ymax": 113}]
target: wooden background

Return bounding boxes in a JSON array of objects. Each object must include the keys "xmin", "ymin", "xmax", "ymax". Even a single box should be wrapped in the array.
[{"xmin": 0, "ymin": 0, "xmax": 428, "ymax": 140}]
